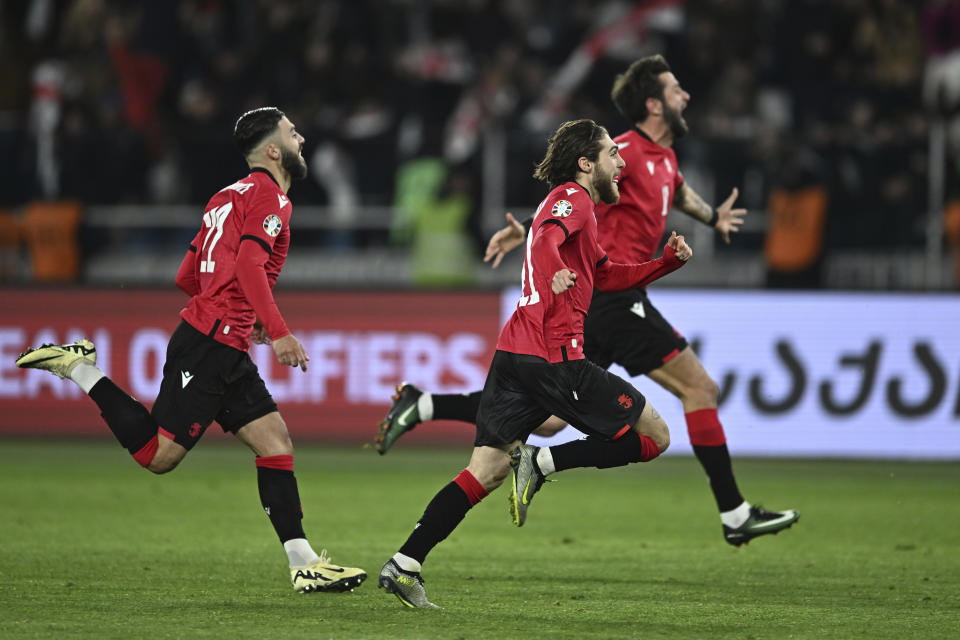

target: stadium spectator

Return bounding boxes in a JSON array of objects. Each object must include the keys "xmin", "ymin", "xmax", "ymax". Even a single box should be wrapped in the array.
[
  {"xmin": 0, "ymin": 1, "xmax": 941, "ymax": 283},
  {"xmin": 15, "ymin": 107, "xmax": 367, "ymax": 595},
  {"xmin": 376, "ymin": 55, "xmax": 800, "ymax": 547},
  {"xmin": 377, "ymin": 118, "xmax": 690, "ymax": 608}
]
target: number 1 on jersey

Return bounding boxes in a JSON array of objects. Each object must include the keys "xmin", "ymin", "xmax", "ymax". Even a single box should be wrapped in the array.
[
  {"xmin": 518, "ymin": 224, "xmax": 540, "ymax": 307},
  {"xmin": 199, "ymin": 202, "xmax": 233, "ymax": 273}
]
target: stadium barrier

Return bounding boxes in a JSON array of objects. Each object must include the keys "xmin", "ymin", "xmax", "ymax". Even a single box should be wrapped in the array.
[{"xmin": 2, "ymin": 288, "xmax": 958, "ymax": 459}]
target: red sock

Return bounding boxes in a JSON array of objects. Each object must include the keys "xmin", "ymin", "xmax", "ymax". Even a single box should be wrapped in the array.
[
  {"xmin": 453, "ymin": 469, "xmax": 488, "ymax": 505},
  {"xmin": 685, "ymin": 408, "xmax": 726, "ymax": 446},
  {"xmin": 131, "ymin": 434, "xmax": 159, "ymax": 467}
]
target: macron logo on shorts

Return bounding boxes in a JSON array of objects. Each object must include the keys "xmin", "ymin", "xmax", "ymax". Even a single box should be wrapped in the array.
[{"xmin": 181, "ymin": 370, "xmax": 194, "ymax": 388}]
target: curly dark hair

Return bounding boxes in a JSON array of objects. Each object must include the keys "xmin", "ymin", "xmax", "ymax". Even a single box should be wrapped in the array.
[
  {"xmin": 533, "ymin": 119, "xmax": 609, "ymax": 189},
  {"xmin": 610, "ymin": 54, "xmax": 672, "ymax": 124}
]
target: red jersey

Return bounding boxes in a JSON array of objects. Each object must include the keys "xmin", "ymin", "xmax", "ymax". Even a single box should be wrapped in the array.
[
  {"xmin": 176, "ymin": 169, "xmax": 292, "ymax": 351},
  {"xmin": 596, "ymin": 129, "xmax": 684, "ymax": 263},
  {"xmin": 498, "ymin": 182, "xmax": 685, "ymax": 363}
]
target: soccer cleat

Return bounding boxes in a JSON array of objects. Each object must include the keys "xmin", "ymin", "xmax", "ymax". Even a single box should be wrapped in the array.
[
  {"xmin": 15, "ymin": 339, "xmax": 96, "ymax": 379},
  {"xmin": 508, "ymin": 444, "xmax": 546, "ymax": 527},
  {"xmin": 290, "ymin": 550, "xmax": 367, "ymax": 593},
  {"xmin": 723, "ymin": 505, "xmax": 800, "ymax": 547},
  {"xmin": 377, "ymin": 559, "xmax": 439, "ymax": 609},
  {"xmin": 374, "ymin": 382, "xmax": 423, "ymax": 455}
]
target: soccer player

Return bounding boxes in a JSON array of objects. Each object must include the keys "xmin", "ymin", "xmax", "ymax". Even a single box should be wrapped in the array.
[
  {"xmin": 378, "ymin": 118, "xmax": 691, "ymax": 608},
  {"xmin": 376, "ymin": 55, "xmax": 799, "ymax": 547},
  {"xmin": 16, "ymin": 107, "xmax": 366, "ymax": 594}
]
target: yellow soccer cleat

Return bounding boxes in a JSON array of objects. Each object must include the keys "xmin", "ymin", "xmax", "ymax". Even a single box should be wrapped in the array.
[
  {"xmin": 15, "ymin": 339, "xmax": 96, "ymax": 379},
  {"xmin": 290, "ymin": 550, "xmax": 367, "ymax": 593}
]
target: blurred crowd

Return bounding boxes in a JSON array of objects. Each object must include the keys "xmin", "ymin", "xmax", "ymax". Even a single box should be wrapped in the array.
[{"xmin": 1, "ymin": 0, "xmax": 959, "ymax": 259}]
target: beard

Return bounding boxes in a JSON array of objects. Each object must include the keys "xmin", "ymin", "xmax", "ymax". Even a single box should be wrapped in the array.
[
  {"xmin": 664, "ymin": 103, "xmax": 689, "ymax": 139},
  {"xmin": 593, "ymin": 166, "xmax": 620, "ymax": 205},
  {"xmin": 281, "ymin": 145, "xmax": 308, "ymax": 180}
]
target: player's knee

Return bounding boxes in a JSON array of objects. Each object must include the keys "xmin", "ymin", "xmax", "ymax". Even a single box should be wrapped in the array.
[
  {"xmin": 532, "ymin": 416, "xmax": 566, "ymax": 437},
  {"xmin": 467, "ymin": 457, "xmax": 512, "ymax": 492},
  {"xmin": 146, "ymin": 436, "xmax": 187, "ymax": 474},
  {"xmin": 259, "ymin": 435, "xmax": 293, "ymax": 457},
  {"xmin": 655, "ymin": 426, "xmax": 670, "ymax": 454},
  {"xmin": 689, "ymin": 375, "xmax": 719, "ymax": 406},
  {"xmin": 635, "ymin": 415, "xmax": 670, "ymax": 454},
  {"xmin": 147, "ymin": 457, "xmax": 180, "ymax": 474}
]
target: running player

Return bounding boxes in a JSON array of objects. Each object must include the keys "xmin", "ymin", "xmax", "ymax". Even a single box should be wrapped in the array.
[
  {"xmin": 378, "ymin": 119, "xmax": 690, "ymax": 608},
  {"xmin": 376, "ymin": 55, "xmax": 799, "ymax": 547},
  {"xmin": 16, "ymin": 107, "xmax": 366, "ymax": 594}
]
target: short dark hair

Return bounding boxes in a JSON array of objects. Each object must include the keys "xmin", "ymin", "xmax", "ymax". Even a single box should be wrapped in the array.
[
  {"xmin": 611, "ymin": 54, "xmax": 672, "ymax": 124},
  {"xmin": 233, "ymin": 107, "xmax": 285, "ymax": 158},
  {"xmin": 533, "ymin": 119, "xmax": 609, "ymax": 189}
]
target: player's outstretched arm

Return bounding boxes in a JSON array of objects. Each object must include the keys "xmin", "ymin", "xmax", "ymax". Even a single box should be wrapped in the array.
[
  {"xmin": 713, "ymin": 187, "xmax": 746, "ymax": 244},
  {"xmin": 595, "ymin": 231, "xmax": 688, "ymax": 291},
  {"xmin": 483, "ymin": 212, "xmax": 526, "ymax": 269},
  {"xmin": 674, "ymin": 183, "xmax": 746, "ymax": 244}
]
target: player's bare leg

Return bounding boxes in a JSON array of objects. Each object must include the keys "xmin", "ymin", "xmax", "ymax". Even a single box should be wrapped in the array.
[
  {"xmin": 236, "ymin": 413, "xmax": 366, "ymax": 592},
  {"xmin": 648, "ymin": 347, "xmax": 799, "ymax": 545}
]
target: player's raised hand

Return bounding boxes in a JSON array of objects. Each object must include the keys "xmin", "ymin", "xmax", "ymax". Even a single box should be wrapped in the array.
[
  {"xmin": 715, "ymin": 187, "xmax": 746, "ymax": 244},
  {"xmin": 272, "ymin": 334, "xmax": 310, "ymax": 371},
  {"xmin": 484, "ymin": 212, "xmax": 526, "ymax": 269},
  {"xmin": 552, "ymin": 268, "xmax": 577, "ymax": 293},
  {"xmin": 666, "ymin": 231, "xmax": 693, "ymax": 262}
]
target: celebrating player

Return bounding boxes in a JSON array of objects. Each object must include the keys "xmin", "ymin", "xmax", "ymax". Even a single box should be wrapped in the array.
[
  {"xmin": 376, "ymin": 55, "xmax": 799, "ymax": 547},
  {"xmin": 16, "ymin": 107, "xmax": 366, "ymax": 594},
  {"xmin": 378, "ymin": 118, "xmax": 690, "ymax": 608}
]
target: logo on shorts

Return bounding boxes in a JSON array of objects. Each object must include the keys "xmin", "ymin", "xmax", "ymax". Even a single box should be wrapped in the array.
[
  {"xmin": 263, "ymin": 214, "xmax": 283, "ymax": 237},
  {"xmin": 551, "ymin": 200, "xmax": 573, "ymax": 217},
  {"xmin": 188, "ymin": 422, "xmax": 202, "ymax": 437},
  {"xmin": 618, "ymin": 394, "xmax": 633, "ymax": 409}
]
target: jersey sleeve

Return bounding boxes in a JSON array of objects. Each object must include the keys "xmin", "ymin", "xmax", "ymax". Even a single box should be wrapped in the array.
[
  {"xmin": 537, "ymin": 191, "xmax": 589, "ymax": 238},
  {"xmin": 174, "ymin": 244, "xmax": 199, "ymax": 296},
  {"xmin": 240, "ymin": 186, "xmax": 290, "ymax": 253},
  {"xmin": 595, "ymin": 242, "xmax": 685, "ymax": 291},
  {"xmin": 235, "ymin": 185, "xmax": 292, "ymax": 339},
  {"xmin": 529, "ymin": 222, "xmax": 570, "ymax": 285},
  {"xmin": 235, "ymin": 239, "xmax": 290, "ymax": 340},
  {"xmin": 266, "ymin": 225, "xmax": 289, "ymax": 288}
]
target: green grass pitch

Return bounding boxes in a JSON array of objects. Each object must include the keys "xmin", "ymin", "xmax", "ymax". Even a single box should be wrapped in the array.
[{"xmin": 1, "ymin": 440, "xmax": 958, "ymax": 639}]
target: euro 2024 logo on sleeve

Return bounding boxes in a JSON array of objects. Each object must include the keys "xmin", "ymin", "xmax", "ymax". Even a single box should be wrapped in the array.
[
  {"xmin": 551, "ymin": 200, "xmax": 572, "ymax": 217},
  {"xmin": 263, "ymin": 214, "xmax": 282, "ymax": 237}
]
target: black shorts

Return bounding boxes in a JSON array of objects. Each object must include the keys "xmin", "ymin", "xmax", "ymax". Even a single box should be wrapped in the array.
[
  {"xmin": 584, "ymin": 289, "xmax": 688, "ymax": 377},
  {"xmin": 475, "ymin": 350, "xmax": 646, "ymax": 447},
  {"xmin": 151, "ymin": 321, "xmax": 278, "ymax": 450}
]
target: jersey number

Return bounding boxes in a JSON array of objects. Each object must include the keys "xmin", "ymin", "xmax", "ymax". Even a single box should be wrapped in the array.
[
  {"xmin": 517, "ymin": 213, "xmax": 541, "ymax": 307},
  {"xmin": 661, "ymin": 185, "xmax": 670, "ymax": 217},
  {"xmin": 199, "ymin": 202, "xmax": 233, "ymax": 273}
]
